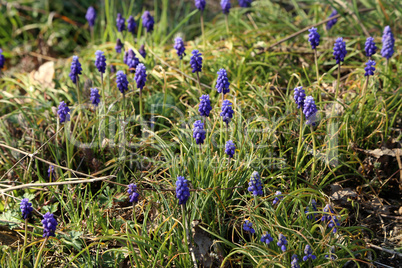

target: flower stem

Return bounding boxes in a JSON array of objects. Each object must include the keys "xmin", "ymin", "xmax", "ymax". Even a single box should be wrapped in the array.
[
  {"xmin": 200, "ymin": 12, "xmax": 205, "ymax": 48},
  {"xmin": 310, "ymin": 125, "xmax": 317, "ymax": 182},
  {"xmin": 139, "ymin": 89, "xmax": 143, "ymax": 127},
  {"xmin": 33, "ymin": 237, "xmax": 49, "ymax": 268},
  {"xmin": 19, "ymin": 218, "xmax": 28, "ymax": 268},
  {"xmin": 295, "ymin": 110, "xmax": 304, "ymax": 175},
  {"xmin": 196, "ymin": 72, "xmax": 201, "ymax": 96},
  {"xmin": 76, "ymin": 79, "xmax": 81, "ymax": 107},
  {"xmin": 314, "ymin": 49, "xmax": 322, "ymax": 105},
  {"xmin": 335, "ymin": 63, "xmax": 341, "ymax": 100},
  {"xmin": 225, "ymin": 14, "xmax": 229, "ymax": 35},
  {"xmin": 181, "ymin": 204, "xmax": 197, "ymax": 268}
]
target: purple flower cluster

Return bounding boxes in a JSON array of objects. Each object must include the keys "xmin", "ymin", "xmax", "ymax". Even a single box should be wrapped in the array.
[
  {"xmin": 142, "ymin": 11, "xmax": 154, "ymax": 33},
  {"xmin": 127, "ymin": 16, "xmax": 137, "ymax": 35},
  {"xmin": 174, "ymin": 37, "xmax": 186, "ymax": 60},
  {"xmin": 277, "ymin": 234, "xmax": 287, "ymax": 251},
  {"xmin": 176, "ymin": 176, "xmax": 190, "ymax": 205},
  {"xmin": 216, "ymin": 68, "xmax": 230, "ymax": 95},
  {"xmin": 190, "ymin": 50, "xmax": 203, "ymax": 73},
  {"xmin": 239, "ymin": 0, "xmax": 253, "ymax": 8},
  {"xmin": 221, "ymin": 0, "xmax": 231, "ymax": 14},
  {"xmin": 326, "ymin": 9, "xmax": 338, "ymax": 30},
  {"xmin": 325, "ymin": 246, "xmax": 336, "ymax": 260},
  {"xmin": 193, "ymin": 120, "xmax": 206, "ymax": 144},
  {"xmin": 303, "ymin": 96, "xmax": 318, "ymax": 126},
  {"xmin": 365, "ymin": 37, "xmax": 377, "ymax": 58},
  {"xmin": 220, "ymin": 100, "xmax": 234, "ymax": 126},
  {"xmin": 381, "ymin": 26, "xmax": 394, "ymax": 60},
  {"xmin": 127, "ymin": 184, "xmax": 139, "ymax": 203},
  {"xmin": 364, "ymin": 60, "xmax": 376, "ymax": 77},
  {"xmin": 85, "ymin": 6, "xmax": 96, "ymax": 27},
  {"xmin": 195, "ymin": 0, "xmax": 206, "ymax": 11},
  {"xmin": 116, "ymin": 71, "xmax": 129, "ymax": 94},
  {"xmin": 57, "ymin": 101, "xmax": 70, "ymax": 123},
  {"xmin": 260, "ymin": 232, "xmax": 273, "ymax": 245},
  {"xmin": 199, "ymin": 94, "xmax": 212, "ymax": 117},
  {"xmin": 95, "ymin": 50, "xmax": 106, "ymax": 74},
  {"xmin": 248, "ymin": 171, "xmax": 263, "ymax": 196},
  {"xmin": 48, "ymin": 165, "xmax": 56, "ymax": 181},
  {"xmin": 0, "ymin": 49, "xmax": 5, "ymax": 69},
  {"xmin": 272, "ymin": 191, "xmax": 283, "ymax": 205},
  {"xmin": 20, "ymin": 198, "xmax": 33, "ymax": 219},
  {"xmin": 305, "ymin": 199, "xmax": 318, "ymax": 220},
  {"xmin": 135, "ymin": 63, "xmax": 147, "ymax": 91},
  {"xmin": 293, "ymin": 86, "xmax": 305, "ymax": 109},
  {"xmin": 90, "ymin": 88, "xmax": 101, "ymax": 107},
  {"xmin": 225, "ymin": 140, "xmax": 236, "ymax": 158},
  {"xmin": 69, "ymin": 56, "xmax": 82, "ymax": 84},
  {"xmin": 308, "ymin": 27, "xmax": 320, "ymax": 50},
  {"xmin": 303, "ymin": 245, "xmax": 316, "ymax": 261},
  {"xmin": 291, "ymin": 255, "xmax": 300, "ymax": 268},
  {"xmin": 139, "ymin": 44, "xmax": 146, "ymax": 58},
  {"xmin": 116, "ymin": 13, "xmax": 126, "ymax": 32},
  {"xmin": 243, "ymin": 220, "xmax": 255, "ymax": 233},
  {"xmin": 124, "ymin": 49, "xmax": 139, "ymax": 73},
  {"xmin": 42, "ymin": 212, "xmax": 58, "ymax": 237},
  {"xmin": 115, "ymin": 39, "xmax": 123, "ymax": 53},
  {"xmin": 333, "ymin": 37, "xmax": 347, "ymax": 64},
  {"xmin": 321, "ymin": 204, "xmax": 340, "ymax": 233}
]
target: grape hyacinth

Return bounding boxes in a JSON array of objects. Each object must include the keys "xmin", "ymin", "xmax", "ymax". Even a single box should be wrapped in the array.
[
  {"xmin": 272, "ymin": 191, "xmax": 283, "ymax": 205},
  {"xmin": 381, "ymin": 26, "xmax": 394, "ymax": 60},
  {"xmin": 115, "ymin": 39, "xmax": 123, "ymax": 53},
  {"xmin": 248, "ymin": 171, "xmax": 263, "ymax": 196},
  {"xmin": 308, "ymin": 27, "xmax": 320, "ymax": 50},
  {"xmin": 142, "ymin": 11, "xmax": 154, "ymax": 33},
  {"xmin": 260, "ymin": 232, "xmax": 274, "ymax": 245},
  {"xmin": 41, "ymin": 212, "xmax": 57, "ymax": 237},
  {"xmin": 0, "ymin": 49, "xmax": 5, "ymax": 69},
  {"xmin": 95, "ymin": 50, "xmax": 106, "ymax": 74},
  {"xmin": 239, "ymin": 0, "xmax": 252, "ymax": 8},
  {"xmin": 190, "ymin": 50, "xmax": 203, "ymax": 73},
  {"xmin": 48, "ymin": 165, "xmax": 56, "ymax": 181},
  {"xmin": 325, "ymin": 246, "xmax": 336, "ymax": 260},
  {"xmin": 221, "ymin": 0, "xmax": 231, "ymax": 14},
  {"xmin": 90, "ymin": 88, "xmax": 101, "ymax": 107},
  {"xmin": 303, "ymin": 96, "xmax": 318, "ymax": 126},
  {"xmin": 139, "ymin": 44, "xmax": 146, "ymax": 58},
  {"xmin": 321, "ymin": 204, "xmax": 340, "ymax": 233},
  {"xmin": 333, "ymin": 37, "xmax": 347, "ymax": 64},
  {"xmin": 243, "ymin": 220, "xmax": 255, "ymax": 234},
  {"xmin": 225, "ymin": 140, "xmax": 236, "ymax": 158},
  {"xmin": 216, "ymin": 68, "xmax": 230, "ymax": 95},
  {"xmin": 85, "ymin": 6, "xmax": 96, "ymax": 27},
  {"xmin": 220, "ymin": 100, "xmax": 234, "ymax": 126},
  {"xmin": 291, "ymin": 255, "xmax": 301, "ymax": 268},
  {"xmin": 127, "ymin": 16, "xmax": 137, "ymax": 35},
  {"xmin": 174, "ymin": 37, "xmax": 186, "ymax": 60},
  {"xmin": 303, "ymin": 245, "xmax": 317, "ymax": 261},
  {"xmin": 365, "ymin": 37, "xmax": 377, "ymax": 58},
  {"xmin": 176, "ymin": 176, "xmax": 190, "ymax": 205},
  {"xmin": 124, "ymin": 49, "xmax": 139, "ymax": 72},
  {"xmin": 69, "ymin": 56, "xmax": 82, "ymax": 84},
  {"xmin": 293, "ymin": 86, "xmax": 306, "ymax": 109},
  {"xmin": 199, "ymin": 94, "xmax": 212, "ymax": 117},
  {"xmin": 364, "ymin": 60, "xmax": 376, "ymax": 77},
  {"xmin": 116, "ymin": 13, "xmax": 125, "ymax": 32},
  {"xmin": 135, "ymin": 63, "xmax": 147, "ymax": 91},
  {"xmin": 116, "ymin": 71, "xmax": 129, "ymax": 94},
  {"xmin": 326, "ymin": 9, "xmax": 338, "ymax": 30},
  {"xmin": 192, "ymin": 120, "xmax": 206, "ymax": 145},
  {"xmin": 277, "ymin": 234, "xmax": 287, "ymax": 251},
  {"xmin": 127, "ymin": 184, "xmax": 139, "ymax": 203},
  {"xmin": 57, "ymin": 101, "xmax": 70, "ymax": 123},
  {"xmin": 20, "ymin": 198, "xmax": 33, "ymax": 219},
  {"xmin": 195, "ymin": 0, "xmax": 206, "ymax": 11},
  {"xmin": 305, "ymin": 199, "xmax": 318, "ymax": 220}
]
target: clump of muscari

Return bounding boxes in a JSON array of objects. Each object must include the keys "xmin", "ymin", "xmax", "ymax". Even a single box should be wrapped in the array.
[
  {"xmin": 291, "ymin": 255, "xmax": 300, "ymax": 268},
  {"xmin": 116, "ymin": 13, "xmax": 125, "ymax": 32},
  {"xmin": 69, "ymin": 56, "xmax": 82, "ymax": 84},
  {"xmin": 225, "ymin": 140, "xmax": 236, "ymax": 158},
  {"xmin": 364, "ymin": 60, "xmax": 376, "ymax": 77},
  {"xmin": 0, "ymin": 49, "xmax": 5, "ymax": 69},
  {"xmin": 48, "ymin": 165, "xmax": 56, "ymax": 181},
  {"xmin": 42, "ymin": 212, "xmax": 57, "ymax": 237},
  {"xmin": 199, "ymin": 94, "xmax": 212, "ymax": 117},
  {"xmin": 115, "ymin": 39, "xmax": 123, "ymax": 53},
  {"xmin": 260, "ymin": 232, "xmax": 273, "ymax": 245},
  {"xmin": 127, "ymin": 184, "xmax": 139, "ymax": 203},
  {"xmin": 142, "ymin": 11, "xmax": 154, "ymax": 33},
  {"xmin": 303, "ymin": 245, "xmax": 316, "ymax": 261},
  {"xmin": 139, "ymin": 44, "xmax": 146, "ymax": 58},
  {"xmin": 90, "ymin": 88, "xmax": 101, "ymax": 107},
  {"xmin": 220, "ymin": 100, "xmax": 234, "ymax": 126},
  {"xmin": 272, "ymin": 191, "xmax": 283, "ymax": 205},
  {"xmin": 321, "ymin": 204, "xmax": 340, "ymax": 233},
  {"xmin": 190, "ymin": 50, "xmax": 203, "ymax": 73},
  {"xmin": 293, "ymin": 86, "xmax": 305, "ymax": 109},
  {"xmin": 381, "ymin": 26, "xmax": 394, "ymax": 60},
  {"xmin": 195, "ymin": 0, "xmax": 206, "ymax": 11},
  {"xmin": 221, "ymin": 0, "xmax": 231, "ymax": 14},
  {"xmin": 248, "ymin": 171, "xmax": 263, "ymax": 196},
  {"xmin": 192, "ymin": 120, "xmax": 206, "ymax": 145},
  {"xmin": 308, "ymin": 27, "xmax": 320, "ymax": 49},
  {"xmin": 57, "ymin": 101, "xmax": 70, "ymax": 123},
  {"xmin": 116, "ymin": 71, "xmax": 129, "ymax": 94},
  {"xmin": 216, "ymin": 68, "xmax": 230, "ymax": 95},
  {"xmin": 20, "ymin": 198, "xmax": 33, "ymax": 219},
  {"xmin": 95, "ymin": 50, "xmax": 106, "ymax": 74},
  {"xmin": 303, "ymin": 96, "xmax": 318, "ymax": 126},
  {"xmin": 135, "ymin": 63, "xmax": 147, "ymax": 91},
  {"xmin": 176, "ymin": 176, "xmax": 190, "ymax": 205},
  {"xmin": 326, "ymin": 9, "xmax": 338, "ymax": 30},
  {"xmin": 127, "ymin": 16, "xmax": 137, "ymax": 35},
  {"xmin": 124, "ymin": 49, "xmax": 139, "ymax": 72},
  {"xmin": 239, "ymin": 0, "xmax": 252, "ymax": 8},
  {"xmin": 365, "ymin": 37, "xmax": 377, "ymax": 58},
  {"xmin": 174, "ymin": 37, "xmax": 186, "ymax": 60},
  {"xmin": 305, "ymin": 199, "xmax": 318, "ymax": 220},
  {"xmin": 277, "ymin": 234, "xmax": 287, "ymax": 251},
  {"xmin": 333, "ymin": 37, "xmax": 347, "ymax": 64},
  {"xmin": 85, "ymin": 6, "xmax": 96, "ymax": 27},
  {"xmin": 243, "ymin": 220, "xmax": 255, "ymax": 234}
]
